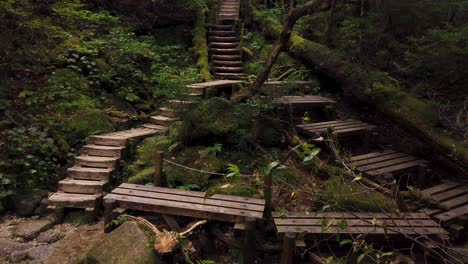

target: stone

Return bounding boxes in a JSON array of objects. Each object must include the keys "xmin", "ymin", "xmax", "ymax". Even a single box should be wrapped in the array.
[
  {"xmin": 14, "ymin": 219, "xmax": 54, "ymax": 240},
  {"xmin": 86, "ymin": 221, "xmax": 156, "ymax": 264},
  {"xmin": 0, "ymin": 238, "xmax": 32, "ymax": 258},
  {"xmin": 9, "ymin": 250, "xmax": 28, "ymax": 263},
  {"xmin": 27, "ymin": 245, "xmax": 56, "ymax": 260},
  {"xmin": 14, "ymin": 189, "xmax": 48, "ymax": 217},
  {"xmin": 45, "ymin": 223, "xmax": 105, "ymax": 264},
  {"xmin": 37, "ymin": 229, "xmax": 64, "ymax": 244}
]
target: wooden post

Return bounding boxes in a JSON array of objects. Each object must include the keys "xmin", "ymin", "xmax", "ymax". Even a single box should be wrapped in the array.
[
  {"xmin": 202, "ymin": 87, "xmax": 207, "ymax": 99},
  {"xmin": 417, "ymin": 164, "xmax": 428, "ymax": 188},
  {"xmin": 264, "ymin": 173, "xmax": 272, "ymax": 220},
  {"xmin": 54, "ymin": 207, "xmax": 65, "ymax": 224},
  {"xmin": 242, "ymin": 217, "xmax": 256, "ymax": 264},
  {"xmin": 280, "ymin": 233, "xmax": 297, "ymax": 264},
  {"xmin": 104, "ymin": 199, "xmax": 116, "ymax": 233},
  {"xmin": 154, "ymin": 151, "xmax": 164, "ymax": 187},
  {"xmin": 324, "ymin": 105, "xmax": 336, "ymax": 120}
]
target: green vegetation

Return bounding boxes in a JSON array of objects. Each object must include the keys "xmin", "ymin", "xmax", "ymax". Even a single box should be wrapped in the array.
[{"xmin": 0, "ymin": 0, "xmax": 203, "ymax": 196}]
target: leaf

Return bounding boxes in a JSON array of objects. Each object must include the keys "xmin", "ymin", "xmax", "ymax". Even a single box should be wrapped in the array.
[
  {"xmin": 352, "ymin": 174, "xmax": 362, "ymax": 182},
  {"xmin": 371, "ymin": 217, "xmax": 379, "ymax": 226},
  {"xmin": 313, "ymin": 137, "xmax": 324, "ymax": 142},
  {"xmin": 303, "ymin": 148, "xmax": 320, "ymax": 163},
  {"xmin": 339, "ymin": 239, "xmax": 352, "ymax": 246},
  {"xmin": 381, "ymin": 252, "xmax": 394, "ymax": 257},
  {"xmin": 357, "ymin": 253, "xmax": 366, "ymax": 264}
]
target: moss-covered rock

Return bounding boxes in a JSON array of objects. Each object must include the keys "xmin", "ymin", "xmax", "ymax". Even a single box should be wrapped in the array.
[
  {"xmin": 64, "ymin": 109, "xmax": 114, "ymax": 146},
  {"xmin": 317, "ymin": 175, "xmax": 395, "ymax": 212},
  {"xmin": 128, "ymin": 167, "xmax": 154, "ymax": 184},
  {"xmin": 87, "ymin": 221, "xmax": 156, "ymax": 264},
  {"xmin": 166, "ymin": 147, "xmax": 223, "ymax": 189}
]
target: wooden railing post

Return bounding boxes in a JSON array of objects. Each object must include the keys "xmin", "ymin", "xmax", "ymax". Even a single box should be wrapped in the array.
[
  {"xmin": 242, "ymin": 217, "xmax": 256, "ymax": 264},
  {"xmin": 154, "ymin": 151, "xmax": 164, "ymax": 187},
  {"xmin": 280, "ymin": 233, "xmax": 296, "ymax": 264},
  {"xmin": 264, "ymin": 173, "xmax": 272, "ymax": 220}
]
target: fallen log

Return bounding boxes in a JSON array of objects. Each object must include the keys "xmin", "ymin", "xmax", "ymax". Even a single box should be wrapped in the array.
[{"xmin": 245, "ymin": 1, "xmax": 468, "ymax": 171}]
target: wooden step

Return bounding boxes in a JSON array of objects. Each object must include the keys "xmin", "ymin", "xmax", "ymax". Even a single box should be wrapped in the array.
[
  {"xmin": 142, "ymin": 123, "xmax": 168, "ymax": 131},
  {"xmin": 48, "ymin": 192, "xmax": 101, "ymax": 209},
  {"xmin": 150, "ymin": 115, "xmax": 177, "ymax": 126},
  {"xmin": 212, "ymin": 54, "xmax": 241, "ymax": 61},
  {"xmin": 207, "ymin": 24, "xmax": 235, "ymax": 30},
  {"xmin": 208, "ymin": 36, "xmax": 238, "ymax": 42},
  {"xmin": 59, "ymin": 178, "xmax": 108, "ymax": 194},
  {"xmin": 213, "ymin": 60, "xmax": 243, "ymax": 66},
  {"xmin": 68, "ymin": 166, "xmax": 112, "ymax": 181},
  {"xmin": 159, "ymin": 107, "xmax": 177, "ymax": 118},
  {"xmin": 213, "ymin": 66, "xmax": 244, "ymax": 73},
  {"xmin": 210, "ymin": 42, "xmax": 239, "ymax": 49},
  {"xmin": 81, "ymin": 144, "xmax": 124, "ymax": 157},
  {"xmin": 89, "ymin": 135, "xmax": 126, "ymax": 147},
  {"xmin": 75, "ymin": 155, "xmax": 119, "ymax": 169},
  {"xmin": 167, "ymin": 99, "xmax": 196, "ymax": 106},
  {"xmin": 214, "ymin": 72, "xmax": 246, "ymax": 80},
  {"xmin": 208, "ymin": 30, "xmax": 236, "ymax": 37},
  {"xmin": 210, "ymin": 48, "xmax": 241, "ymax": 54}
]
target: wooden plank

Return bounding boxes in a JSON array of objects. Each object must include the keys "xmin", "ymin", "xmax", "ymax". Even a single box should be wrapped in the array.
[
  {"xmin": 274, "ymin": 218, "xmax": 440, "ymax": 227},
  {"xmin": 432, "ymin": 186, "xmax": 468, "ymax": 202},
  {"xmin": 434, "ymin": 206, "xmax": 468, "ymax": 223},
  {"xmin": 419, "ymin": 208, "xmax": 443, "ymax": 217},
  {"xmin": 104, "ymin": 193, "xmax": 261, "ymax": 222},
  {"xmin": 440, "ymin": 194, "xmax": 468, "ymax": 209},
  {"xmin": 275, "ymin": 226, "xmax": 448, "ymax": 235},
  {"xmin": 350, "ymin": 152, "xmax": 409, "ymax": 167},
  {"xmin": 422, "ymin": 182, "xmax": 462, "ymax": 196},
  {"xmin": 349, "ymin": 150, "xmax": 398, "ymax": 162},
  {"xmin": 119, "ymin": 183, "xmax": 265, "ymax": 205},
  {"xmin": 365, "ymin": 160, "xmax": 427, "ymax": 176},
  {"xmin": 298, "ymin": 120, "xmax": 357, "ymax": 128},
  {"xmin": 111, "ymin": 187, "xmax": 264, "ymax": 213},
  {"xmin": 357, "ymin": 156, "xmax": 422, "ymax": 172},
  {"xmin": 272, "ymin": 212, "xmax": 431, "ymax": 219}
]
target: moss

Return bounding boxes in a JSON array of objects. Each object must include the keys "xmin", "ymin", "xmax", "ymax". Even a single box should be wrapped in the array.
[
  {"xmin": 190, "ymin": 5, "xmax": 211, "ymax": 81},
  {"xmin": 54, "ymin": 93, "xmax": 96, "ymax": 113},
  {"xmin": 166, "ymin": 147, "xmax": 223, "ymax": 189},
  {"xmin": 273, "ymin": 168, "xmax": 298, "ymax": 185},
  {"xmin": 248, "ymin": 2, "xmax": 468, "ymax": 164},
  {"xmin": 65, "ymin": 210, "xmax": 94, "ymax": 225},
  {"xmin": 317, "ymin": 175, "xmax": 395, "ymax": 212},
  {"xmin": 128, "ymin": 167, "xmax": 154, "ymax": 184},
  {"xmin": 178, "ymin": 98, "xmax": 240, "ymax": 142},
  {"xmin": 133, "ymin": 136, "xmax": 172, "ymax": 167},
  {"xmin": 209, "ymin": 183, "xmax": 259, "ymax": 198},
  {"xmin": 64, "ymin": 109, "xmax": 114, "ymax": 146}
]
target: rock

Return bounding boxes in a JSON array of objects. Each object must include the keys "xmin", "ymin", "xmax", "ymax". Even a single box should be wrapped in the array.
[
  {"xmin": 27, "ymin": 245, "xmax": 56, "ymax": 260},
  {"xmin": 14, "ymin": 219, "xmax": 54, "ymax": 240},
  {"xmin": 14, "ymin": 190, "xmax": 48, "ymax": 217},
  {"xmin": 45, "ymin": 223, "xmax": 105, "ymax": 264},
  {"xmin": 9, "ymin": 250, "xmax": 28, "ymax": 263},
  {"xmin": 0, "ymin": 238, "xmax": 32, "ymax": 258},
  {"xmin": 37, "ymin": 229, "xmax": 64, "ymax": 244},
  {"xmin": 86, "ymin": 221, "xmax": 156, "ymax": 264}
]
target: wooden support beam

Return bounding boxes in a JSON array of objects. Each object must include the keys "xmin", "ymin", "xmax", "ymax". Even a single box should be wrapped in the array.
[
  {"xmin": 280, "ymin": 232, "xmax": 296, "ymax": 264},
  {"xmin": 264, "ymin": 172, "xmax": 272, "ymax": 220},
  {"xmin": 104, "ymin": 199, "xmax": 116, "ymax": 233},
  {"xmin": 154, "ymin": 151, "xmax": 164, "ymax": 187},
  {"xmin": 243, "ymin": 217, "xmax": 256, "ymax": 263}
]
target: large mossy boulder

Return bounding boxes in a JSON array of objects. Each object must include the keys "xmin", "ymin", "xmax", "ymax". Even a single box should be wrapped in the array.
[
  {"xmin": 64, "ymin": 109, "xmax": 114, "ymax": 146},
  {"xmin": 86, "ymin": 221, "xmax": 156, "ymax": 264}
]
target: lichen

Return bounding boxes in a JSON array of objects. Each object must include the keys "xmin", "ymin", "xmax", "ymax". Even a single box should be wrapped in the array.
[{"xmin": 190, "ymin": 4, "xmax": 212, "ymax": 81}]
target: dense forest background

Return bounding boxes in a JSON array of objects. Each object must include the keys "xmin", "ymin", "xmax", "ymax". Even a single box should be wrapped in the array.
[{"xmin": 0, "ymin": 0, "xmax": 467, "ymax": 205}]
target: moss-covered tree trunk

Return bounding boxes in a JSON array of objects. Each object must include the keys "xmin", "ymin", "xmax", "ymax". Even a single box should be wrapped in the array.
[{"xmin": 247, "ymin": 2, "xmax": 468, "ymax": 169}]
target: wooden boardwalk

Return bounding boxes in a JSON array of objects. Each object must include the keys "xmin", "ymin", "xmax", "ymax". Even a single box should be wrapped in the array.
[
  {"xmin": 274, "ymin": 95, "xmax": 336, "ymax": 107},
  {"xmin": 297, "ymin": 119, "xmax": 375, "ymax": 138},
  {"xmin": 104, "ymin": 183, "xmax": 265, "ymax": 227},
  {"xmin": 346, "ymin": 150, "xmax": 429, "ymax": 178},
  {"xmin": 421, "ymin": 181, "xmax": 468, "ymax": 225}
]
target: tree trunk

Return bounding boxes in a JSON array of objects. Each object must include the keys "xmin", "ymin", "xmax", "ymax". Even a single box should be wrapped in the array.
[
  {"xmin": 323, "ymin": 0, "xmax": 337, "ymax": 44},
  {"xmin": 251, "ymin": 0, "xmax": 328, "ymax": 92},
  {"xmin": 247, "ymin": 1, "xmax": 468, "ymax": 170}
]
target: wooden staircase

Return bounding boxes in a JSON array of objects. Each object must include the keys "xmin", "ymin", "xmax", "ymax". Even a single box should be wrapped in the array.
[
  {"xmin": 208, "ymin": 0, "xmax": 246, "ymax": 80},
  {"xmin": 47, "ymin": 108, "xmax": 187, "ymax": 215}
]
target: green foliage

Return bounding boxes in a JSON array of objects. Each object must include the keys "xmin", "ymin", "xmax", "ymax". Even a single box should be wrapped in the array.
[
  {"xmin": 128, "ymin": 167, "xmax": 154, "ymax": 184},
  {"xmin": 317, "ymin": 175, "xmax": 394, "ymax": 212}
]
